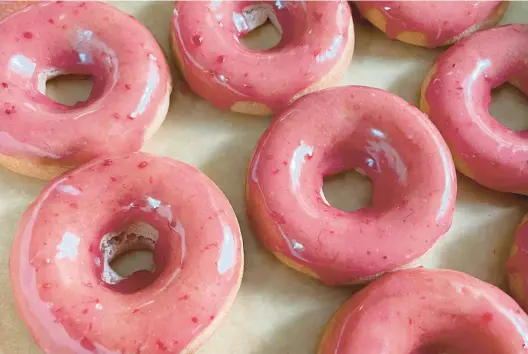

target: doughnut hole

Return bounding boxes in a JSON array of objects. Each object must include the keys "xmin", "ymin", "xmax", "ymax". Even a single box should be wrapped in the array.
[
  {"xmin": 489, "ymin": 83, "xmax": 528, "ymax": 131},
  {"xmin": 101, "ymin": 222, "xmax": 156, "ymax": 282},
  {"xmin": 34, "ymin": 37, "xmax": 118, "ymax": 112},
  {"xmin": 111, "ymin": 248, "xmax": 155, "ymax": 280},
  {"xmin": 317, "ymin": 137, "xmax": 388, "ymax": 215},
  {"xmin": 95, "ymin": 207, "xmax": 183, "ymax": 294},
  {"xmin": 322, "ymin": 169, "xmax": 372, "ymax": 213},
  {"xmin": 236, "ymin": 4, "xmax": 283, "ymax": 51},
  {"xmin": 44, "ymin": 74, "xmax": 94, "ymax": 107}
]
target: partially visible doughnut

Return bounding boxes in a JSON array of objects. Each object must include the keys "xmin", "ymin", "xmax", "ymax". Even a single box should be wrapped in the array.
[
  {"xmin": 171, "ymin": 0, "xmax": 354, "ymax": 116},
  {"xmin": 319, "ymin": 268, "xmax": 528, "ymax": 354},
  {"xmin": 421, "ymin": 24, "xmax": 528, "ymax": 194},
  {"xmin": 356, "ymin": 1, "xmax": 509, "ymax": 48},
  {"xmin": 0, "ymin": 2, "xmax": 172, "ymax": 179}
]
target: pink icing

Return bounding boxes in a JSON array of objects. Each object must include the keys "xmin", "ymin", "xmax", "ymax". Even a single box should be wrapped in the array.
[
  {"xmin": 9, "ymin": 152, "xmax": 243, "ymax": 353},
  {"xmin": 423, "ymin": 24, "xmax": 528, "ymax": 194},
  {"xmin": 171, "ymin": 0, "xmax": 352, "ymax": 113},
  {"xmin": 0, "ymin": 2, "xmax": 170, "ymax": 164},
  {"xmin": 319, "ymin": 268, "xmax": 528, "ymax": 353},
  {"xmin": 246, "ymin": 86, "xmax": 457, "ymax": 286},
  {"xmin": 356, "ymin": 1, "xmax": 504, "ymax": 48}
]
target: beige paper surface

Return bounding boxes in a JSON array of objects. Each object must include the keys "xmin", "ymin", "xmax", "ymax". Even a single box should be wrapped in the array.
[{"xmin": 1, "ymin": 2, "xmax": 528, "ymax": 353}]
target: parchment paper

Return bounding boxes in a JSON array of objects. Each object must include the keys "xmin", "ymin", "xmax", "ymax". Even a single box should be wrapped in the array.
[{"xmin": 1, "ymin": 2, "xmax": 528, "ymax": 353}]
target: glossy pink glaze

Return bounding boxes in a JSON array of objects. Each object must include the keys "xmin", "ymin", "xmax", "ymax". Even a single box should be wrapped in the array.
[
  {"xmin": 9, "ymin": 152, "xmax": 243, "ymax": 353},
  {"xmin": 507, "ymin": 216, "xmax": 528, "ymax": 311},
  {"xmin": 0, "ymin": 2, "xmax": 171, "ymax": 164},
  {"xmin": 356, "ymin": 1, "xmax": 504, "ymax": 48},
  {"xmin": 171, "ymin": 0, "xmax": 352, "ymax": 113},
  {"xmin": 423, "ymin": 24, "xmax": 528, "ymax": 194},
  {"xmin": 319, "ymin": 268, "xmax": 528, "ymax": 354},
  {"xmin": 246, "ymin": 86, "xmax": 457, "ymax": 286}
]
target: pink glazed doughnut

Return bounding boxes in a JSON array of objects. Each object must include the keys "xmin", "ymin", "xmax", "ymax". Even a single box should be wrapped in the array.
[
  {"xmin": 507, "ymin": 215, "xmax": 528, "ymax": 312},
  {"xmin": 0, "ymin": 2, "xmax": 172, "ymax": 179},
  {"xmin": 356, "ymin": 1, "xmax": 509, "ymax": 48},
  {"xmin": 9, "ymin": 152, "xmax": 244, "ymax": 353},
  {"xmin": 421, "ymin": 24, "xmax": 528, "ymax": 194},
  {"xmin": 246, "ymin": 86, "xmax": 457, "ymax": 286},
  {"xmin": 170, "ymin": 0, "xmax": 354, "ymax": 116},
  {"xmin": 318, "ymin": 268, "xmax": 528, "ymax": 354}
]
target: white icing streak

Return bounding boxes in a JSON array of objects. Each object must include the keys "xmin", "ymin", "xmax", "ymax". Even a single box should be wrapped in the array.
[
  {"xmin": 8, "ymin": 54, "xmax": 36, "ymax": 77},
  {"xmin": 218, "ymin": 224, "xmax": 236, "ymax": 274},
  {"xmin": 316, "ymin": 35, "xmax": 343, "ymax": 63},
  {"xmin": 58, "ymin": 185, "xmax": 81, "ymax": 196},
  {"xmin": 290, "ymin": 140, "xmax": 314, "ymax": 189},
  {"xmin": 56, "ymin": 232, "xmax": 80, "ymax": 260},
  {"xmin": 129, "ymin": 54, "xmax": 160, "ymax": 119}
]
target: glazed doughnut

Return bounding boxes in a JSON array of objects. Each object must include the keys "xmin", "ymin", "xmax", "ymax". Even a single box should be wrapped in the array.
[
  {"xmin": 318, "ymin": 268, "xmax": 528, "ymax": 354},
  {"xmin": 9, "ymin": 152, "xmax": 243, "ymax": 353},
  {"xmin": 507, "ymin": 214, "xmax": 528, "ymax": 311},
  {"xmin": 246, "ymin": 86, "xmax": 456, "ymax": 286},
  {"xmin": 421, "ymin": 24, "xmax": 528, "ymax": 194},
  {"xmin": 0, "ymin": 1, "xmax": 32, "ymax": 20},
  {"xmin": 0, "ymin": 2, "xmax": 172, "ymax": 179},
  {"xmin": 356, "ymin": 1, "xmax": 509, "ymax": 48},
  {"xmin": 170, "ymin": 0, "xmax": 354, "ymax": 116}
]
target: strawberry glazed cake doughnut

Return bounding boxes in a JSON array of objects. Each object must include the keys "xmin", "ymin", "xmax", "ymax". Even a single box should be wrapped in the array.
[
  {"xmin": 0, "ymin": 2, "xmax": 172, "ymax": 179},
  {"xmin": 318, "ymin": 268, "xmax": 528, "ymax": 354},
  {"xmin": 170, "ymin": 0, "xmax": 354, "ymax": 116},
  {"xmin": 246, "ymin": 86, "xmax": 457, "ymax": 286},
  {"xmin": 9, "ymin": 152, "xmax": 244, "ymax": 353},
  {"xmin": 356, "ymin": 1, "xmax": 509, "ymax": 48},
  {"xmin": 507, "ymin": 215, "xmax": 528, "ymax": 312},
  {"xmin": 421, "ymin": 24, "xmax": 528, "ymax": 194}
]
